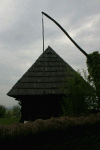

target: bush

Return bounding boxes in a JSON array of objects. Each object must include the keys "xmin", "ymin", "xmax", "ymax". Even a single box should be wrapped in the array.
[
  {"xmin": 60, "ymin": 69, "xmax": 97, "ymax": 116},
  {"xmin": 0, "ymin": 105, "xmax": 6, "ymax": 118}
]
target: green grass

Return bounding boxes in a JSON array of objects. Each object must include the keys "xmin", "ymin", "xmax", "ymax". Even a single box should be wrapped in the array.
[{"xmin": 0, "ymin": 117, "xmax": 20, "ymax": 125}]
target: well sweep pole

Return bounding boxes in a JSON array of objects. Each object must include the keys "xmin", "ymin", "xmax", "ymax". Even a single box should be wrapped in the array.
[{"xmin": 42, "ymin": 12, "xmax": 92, "ymax": 62}]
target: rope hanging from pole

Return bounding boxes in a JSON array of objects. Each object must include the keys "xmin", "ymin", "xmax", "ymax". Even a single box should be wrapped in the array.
[{"xmin": 42, "ymin": 13, "xmax": 45, "ymax": 97}]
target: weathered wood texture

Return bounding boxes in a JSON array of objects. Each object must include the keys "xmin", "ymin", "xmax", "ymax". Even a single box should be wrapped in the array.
[{"xmin": 7, "ymin": 46, "xmax": 75, "ymax": 98}]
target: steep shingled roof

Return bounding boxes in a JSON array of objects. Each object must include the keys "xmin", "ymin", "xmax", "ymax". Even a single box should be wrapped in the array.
[{"xmin": 7, "ymin": 46, "xmax": 76, "ymax": 98}]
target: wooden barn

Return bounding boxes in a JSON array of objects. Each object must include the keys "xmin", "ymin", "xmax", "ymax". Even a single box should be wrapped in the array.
[{"xmin": 7, "ymin": 46, "xmax": 93, "ymax": 122}]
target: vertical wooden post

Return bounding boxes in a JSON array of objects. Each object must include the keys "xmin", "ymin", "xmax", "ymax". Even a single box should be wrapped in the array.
[
  {"xmin": 42, "ymin": 13, "xmax": 45, "ymax": 98},
  {"xmin": 19, "ymin": 100, "xmax": 24, "ymax": 123}
]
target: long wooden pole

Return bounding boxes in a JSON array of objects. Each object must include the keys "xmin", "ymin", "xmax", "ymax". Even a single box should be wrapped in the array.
[
  {"xmin": 42, "ymin": 13, "xmax": 45, "ymax": 97},
  {"xmin": 42, "ymin": 12, "xmax": 92, "ymax": 62}
]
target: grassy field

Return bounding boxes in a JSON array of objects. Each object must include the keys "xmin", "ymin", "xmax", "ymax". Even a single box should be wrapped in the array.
[{"xmin": 0, "ymin": 117, "xmax": 20, "ymax": 125}]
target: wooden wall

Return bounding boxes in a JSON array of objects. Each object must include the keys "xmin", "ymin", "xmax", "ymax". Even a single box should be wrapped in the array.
[{"xmin": 19, "ymin": 95, "xmax": 64, "ymax": 123}]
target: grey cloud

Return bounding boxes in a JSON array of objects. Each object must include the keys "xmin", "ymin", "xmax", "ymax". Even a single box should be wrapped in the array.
[{"xmin": 0, "ymin": 0, "xmax": 100, "ymax": 107}]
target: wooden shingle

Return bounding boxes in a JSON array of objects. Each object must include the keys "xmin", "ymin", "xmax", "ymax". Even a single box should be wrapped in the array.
[{"xmin": 7, "ymin": 46, "xmax": 76, "ymax": 98}]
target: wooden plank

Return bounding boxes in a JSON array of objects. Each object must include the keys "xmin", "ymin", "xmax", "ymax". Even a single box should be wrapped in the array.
[
  {"xmin": 19, "ymin": 77, "xmax": 66, "ymax": 82},
  {"xmin": 13, "ymin": 82, "xmax": 66, "ymax": 89},
  {"xmin": 34, "ymin": 62, "xmax": 67, "ymax": 67},
  {"xmin": 38, "ymin": 57, "xmax": 62, "ymax": 62},
  {"xmin": 25, "ymin": 71, "xmax": 66, "ymax": 77},
  {"xmin": 8, "ymin": 88, "xmax": 65, "ymax": 95}
]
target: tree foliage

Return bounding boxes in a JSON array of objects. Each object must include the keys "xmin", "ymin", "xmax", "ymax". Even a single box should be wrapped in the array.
[
  {"xmin": 12, "ymin": 105, "xmax": 21, "ymax": 118},
  {"xmin": 0, "ymin": 105, "xmax": 6, "ymax": 118},
  {"xmin": 6, "ymin": 110, "xmax": 12, "ymax": 118},
  {"xmin": 60, "ymin": 69, "xmax": 97, "ymax": 116},
  {"xmin": 86, "ymin": 51, "xmax": 100, "ymax": 108},
  {"xmin": 18, "ymin": 101, "xmax": 21, "ymax": 106}
]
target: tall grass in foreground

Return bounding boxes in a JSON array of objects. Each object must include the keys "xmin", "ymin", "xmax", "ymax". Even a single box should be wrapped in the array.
[{"xmin": 0, "ymin": 113, "xmax": 100, "ymax": 150}]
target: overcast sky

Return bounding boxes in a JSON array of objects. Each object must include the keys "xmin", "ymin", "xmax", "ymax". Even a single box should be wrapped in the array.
[{"xmin": 0, "ymin": 0, "xmax": 100, "ymax": 108}]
